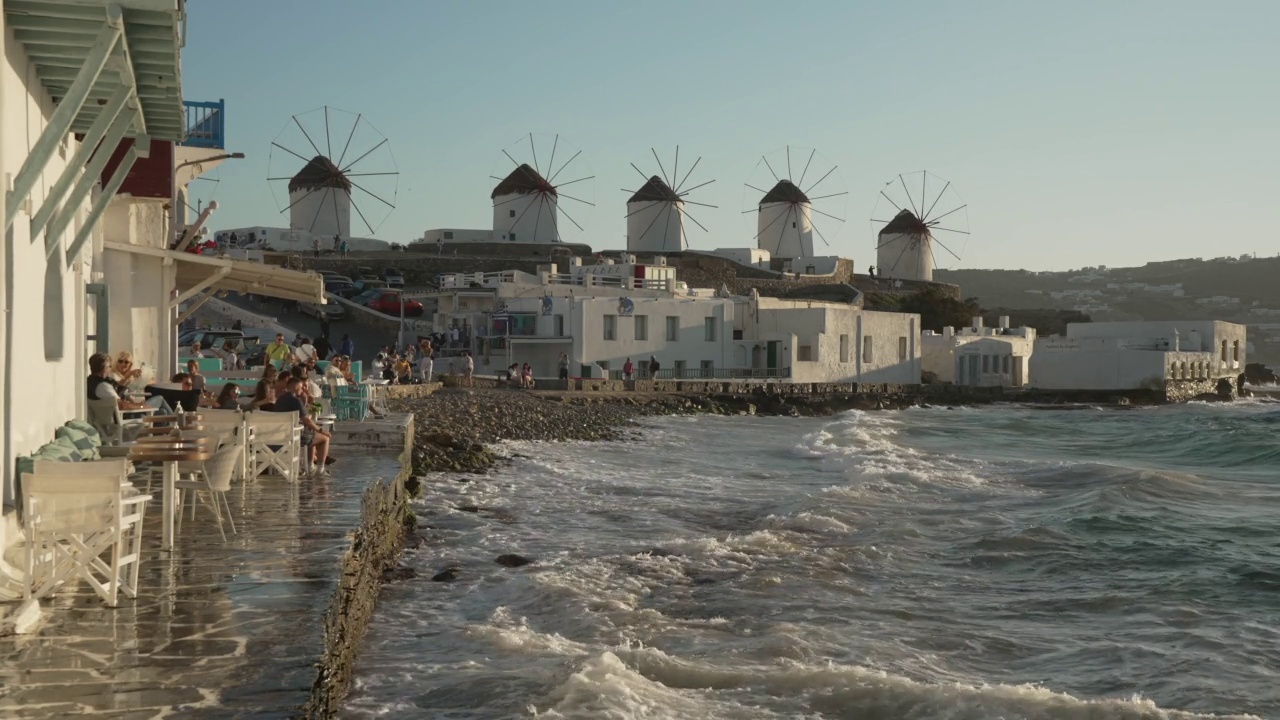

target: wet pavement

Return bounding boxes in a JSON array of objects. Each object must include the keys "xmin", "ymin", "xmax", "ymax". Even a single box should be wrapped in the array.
[{"xmin": 0, "ymin": 453, "xmax": 403, "ymax": 719}]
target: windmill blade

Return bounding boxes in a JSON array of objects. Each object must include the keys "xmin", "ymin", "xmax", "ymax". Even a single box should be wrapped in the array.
[
  {"xmin": 875, "ymin": 236, "xmax": 900, "ymax": 250},
  {"xmin": 335, "ymin": 112, "xmax": 362, "ymax": 168},
  {"xmin": 671, "ymin": 146, "xmax": 679, "ymax": 194},
  {"xmin": 278, "ymin": 186, "xmax": 322, "ymax": 214},
  {"xmin": 898, "ymin": 174, "xmax": 920, "ymax": 217},
  {"xmin": 797, "ymin": 149, "xmax": 816, "ymax": 188},
  {"xmin": 271, "ymin": 141, "xmax": 312, "ymax": 165},
  {"xmin": 925, "ymin": 240, "xmax": 939, "ymax": 272},
  {"xmin": 786, "ymin": 146, "xmax": 792, "ymax": 181},
  {"xmin": 348, "ymin": 178, "xmax": 395, "ymax": 209},
  {"xmin": 752, "ymin": 206, "xmax": 789, "ymax": 240},
  {"xmin": 745, "ymin": 183, "xmax": 771, "ymax": 196},
  {"xmin": 808, "ymin": 191, "xmax": 848, "ymax": 202},
  {"xmin": 774, "ymin": 204, "xmax": 793, "ymax": 252},
  {"xmin": 683, "ymin": 206, "xmax": 709, "ymax": 233},
  {"xmin": 633, "ymin": 200, "xmax": 669, "ymax": 245},
  {"xmin": 552, "ymin": 175, "xmax": 594, "ymax": 189},
  {"xmin": 676, "ymin": 156, "xmax": 702, "ymax": 193},
  {"xmin": 331, "ymin": 184, "xmax": 341, "ymax": 235},
  {"xmin": 502, "ymin": 149, "xmax": 522, "ymax": 169},
  {"xmin": 507, "ymin": 188, "xmax": 543, "ymax": 232},
  {"xmin": 805, "ymin": 166, "xmax": 837, "ymax": 195},
  {"xmin": 630, "ymin": 163, "xmax": 651, "ymax": 183},
  {"xmin": 307, "ymin": 187, "xmax": 328, "ymax": 233},
  {"xmin": 677, "ymin": 179, "xmax": 715, "ymax": 196},
  {"xmin": 890, "ymin": 235, "xmax": 913, "ymax": 271},
  {"xmin": 549, "ymin": 150, "xmax": 582, "ymax": 184},
  {"xmin": 341, "ymin": 138, "xmax": 388, "ymax": 173},
  {"xmin": 926, "ymin": 203, "xmax": 967, "ymax": 225},
  {"xmin": 681, "ymin": 199, "xmax": 718, "ymax": 209},
  {"xmin": 922, "ymin": 180, "xmax": 950, "ymax": 220},
  {"xmin": 870, "ymin": 219, "xmax": 900, "ymax": 225},
  {"xmin": 921, "ymin": 172, "xmax": 927, "ymax": 221},
  {"xmin": 558, "ymin": 201, "xmax": 585, "ymax": 231},
  {"xmin": 546, "ymin": 134, "xmax": 560, "ymax": 183},
  {"xmin": 529, "ymin": 133, "xmax": 540, "ymax": 175},
  {"xmin": 810, "ymin": 206, "xmax": 844, "ymax": 223},
  {"xmin": 344, "ymin": 172, "xmax": 400, "ymax": 178},
  {"xmin": 878, "ymin": 190, "xmax": 903, "ymax": 213},
  {"xmin": 556, "ymin": 191, "xmax": 594, "ymax": 207},
  {"xmin": 931, "ymin": 234, "xmax": 963, "ymax": 262},
  {"xmin": 293, "ymin": 115, "xmax": 324, "ymax": 159},
  {"xmin": 929, "ymin": 226, "xmax": 971, "ymax": 236},
  {"xmin": 762, "ymin": 155, "xmax": 780, "ymax": 182},
  {"xmin": 651, "ymin": 148, "xmax": 671, "ymax": 187},
  {"xmin": 532, "ymin": 191, "xmax": 546, "ymax": 240},
  {"xmin": 810, "ymin": 215, "xmax": 831, "ymax": 247},
  {"xmin": 660, "ymin": 203, "xmax": 674, "ymax": 250},
  {"xmin": 673, "ymin": 206, "xmax": 685, "ymax": 251},
  {"xmin": 494, "ymin": 192, "xmax": 536, "ymax": 209},
  {"xmin": 324, "ymin": 106, "xmax": 333, "ymax": 159},
  {"xmin": 350, "ymin": 195, "xmax": 376, "ymax": 236},
  {"xmin": 625, "ymin": 201, "xmax": 661, "ymax": 219}
]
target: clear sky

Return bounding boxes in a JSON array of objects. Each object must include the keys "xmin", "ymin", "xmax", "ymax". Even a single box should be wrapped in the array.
[{"xmin": 182, "ymin": 0, "xmax": 1278, "ymax": 272}]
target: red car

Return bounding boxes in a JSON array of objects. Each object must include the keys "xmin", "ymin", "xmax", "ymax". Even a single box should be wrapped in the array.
[{"xmin": 366, "ymin": 292, "xmax": 424, "ymax": 317}]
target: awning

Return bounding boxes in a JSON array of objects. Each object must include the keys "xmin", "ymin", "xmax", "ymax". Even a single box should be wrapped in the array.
[{"xmin": 104, "ymin": 241, "xmax": 325, "ymax": 303}]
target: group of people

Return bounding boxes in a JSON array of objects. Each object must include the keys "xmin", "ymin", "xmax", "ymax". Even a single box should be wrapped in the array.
[
  {"xmin": 374, "ymin": 338, "xmax": 474, "ymax": 386},
  {"xmin": 507, "ymin": 363, "xmax": 535, "ymax": 388},
  {"xmin": 262, "ymin": 331, "xmax": 356, "ymax": 368}
]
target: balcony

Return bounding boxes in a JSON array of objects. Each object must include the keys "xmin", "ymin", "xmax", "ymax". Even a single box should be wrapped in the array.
[{"xmin": 181, "ymin": 100, "xmax": 225, "ymax": 149}]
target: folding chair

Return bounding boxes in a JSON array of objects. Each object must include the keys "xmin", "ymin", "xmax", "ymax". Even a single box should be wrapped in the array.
[
  {"xmin": 176, "ymin": 444, "xmax": 239, "ymax": 542},
  {"xmin": 22, "ymin": 465, "xmax": 150, "ymax": 607},
  {"xmin": 199, "ymin": 408, "xmax": 250, "ymax": 481},
  {"xmin": 246, "ymin": 412, "xmax": 302, "ymax": 481}
]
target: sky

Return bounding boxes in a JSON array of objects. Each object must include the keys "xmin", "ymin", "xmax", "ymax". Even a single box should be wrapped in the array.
[{"xmin": 181, "ymin": 0, "xmax": 1279, "ymax": 272}]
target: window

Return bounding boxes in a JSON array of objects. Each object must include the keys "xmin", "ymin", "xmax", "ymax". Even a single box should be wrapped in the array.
[
  {"xmin": 791, "ymin": 221, "xmax": 797, "ymax": 228},
  {"xmin": 897, "ymin": 336, "xmax": 908, "ymax": 362},
  {"xmin": 509, "ymin": 209, "xmax": 516, "ymax": 218},
  {"xmin": 839, "ymin": 334, "xmax": 850, "ymax": 363},
  {"xmin": 982, "ymin": 355, "xmax": 991, "ymax": 373},
  {"xmin": 1233, "ymin": 340, "xmax": 1240, "ymax": 362},
  {"xmin": 603, "ymin": 315, "xmax": 616, "ymax": 341},
  {"xmin": 704, "ymin": 316, "xmax": 716, "ymax": 342},
  {"xmin": 666, "ymin": 316, "xmax": 678, "ymax": 341},
  {"xmin": 700, "ymin": 360, "xmax": 714, "ymax": 377},
  {"xmin": 798, "ymin": 345, "xmax": 814, "ymax": 361},
  {"xmin": 634, "ymin": 315, "xmax": 648, "ymax": 341},
  {"xmin": 1221, "ymin": 340, "xmax": 1228, "ymax": 362},
  {"xmin": 862, "ymin": 336, "xmax": 873, "ymax": 363},
  {"xmin": 509, "ymin": 233, "xmax": 516, "ymax": 241},
  {"xmin": 1002, "ymin": 355, "xmax": 1011, "ymax": 374},
  {"xmin": 732, "ymin": 329, "xmax": 743, "ymax": 340},
  {"xmin": 674, "ymin": 360, "xmax": 686, "ymax": 376},
  {"xmin": 443, "ymin": 231, "xmax": 454, "ymax": 239},
  {"xmin": 554, "ymin": 314, "xmax": 565, "ymax": 337}
]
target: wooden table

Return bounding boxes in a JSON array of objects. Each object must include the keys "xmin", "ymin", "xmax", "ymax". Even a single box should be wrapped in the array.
[{"xmin": 128, "ymin": 431, "xmax": 217, "ymax": 550}]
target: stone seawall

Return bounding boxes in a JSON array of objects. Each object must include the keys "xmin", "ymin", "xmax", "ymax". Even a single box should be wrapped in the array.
[{"xmin": 301, "ymin": 417, "xmax": 415, "ymax": 719}]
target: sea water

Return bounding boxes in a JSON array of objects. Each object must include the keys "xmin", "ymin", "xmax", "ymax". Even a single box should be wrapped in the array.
[{"xmin": 343, "ymin": 401, "xmax": 1280, "ymax": 719}]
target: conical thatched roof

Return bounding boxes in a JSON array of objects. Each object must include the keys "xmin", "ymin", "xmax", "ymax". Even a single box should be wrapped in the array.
[
  {"xmin": 491, "ymin": 164, "xmax": 555, "ymax": 199},
  {"xmin": 878, "ymin": 208, "xmax": 930, "ymax": 235},
  {"xmin": 627, "ymin": 175, "xmax": 681, "ymax": 204},
  {"xmin": 289, "ymin": 156, "xmax": 351, "ymax": 193},
  {"xmin": 759, "ymin": 179, "xmax": 810, "ymax": 205}
]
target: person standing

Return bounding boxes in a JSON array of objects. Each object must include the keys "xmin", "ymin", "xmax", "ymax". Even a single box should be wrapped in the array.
[
  {"xmin": 558, "ymin": 352, "xmax": 570, "ymax": 382},
  {"xmin": 319, "ymin": 317, "xmax": 332, "ymax": 343},
  {"xmin": 462, "ymin": 351, "xmax": 474, "ymax": 387},
  {"xmin": 648, "ymin": 355, "xmax": 660, "ymax": 378},
  {"xmin": 418, "ymin": 344, "xmax": 434, "ymax": 384},
  {"xmin": 314, "ymin": 334, "xmax": 332, "ymax": 362},
  {"xmin": 312, "ymin": 236, "xmax": 321, "ymax": 258},
  {"xmin": 189, "ymin": 341, "xmax": 205, "ymax": 359},
  {"xmin": 623, "ymin": 358, "xmax": 635, "ymax": 381},
  {"xmin": 339, "ymin": 334, "xmax": 355, "ymax": 358},
  {"xmin": 333, "ymin": 234, "xmax": 341, "ymax": 253},
  {"xmin": 340, "ymin": 239, "xmax": 349, "ymax": 258},
  {"xmin": 265, "ymin": 333, "xmax": 293, "ymax": 366}
]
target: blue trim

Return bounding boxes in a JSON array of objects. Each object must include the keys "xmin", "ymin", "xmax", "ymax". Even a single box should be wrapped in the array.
[{"xmin": 181, "ymin": 99, "xmax": 225, "ymax": 149}]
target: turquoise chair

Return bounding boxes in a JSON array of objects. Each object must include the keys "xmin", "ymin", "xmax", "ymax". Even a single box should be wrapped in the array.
[
  {"xmin": 350, "ymin": 361, "xmax": 362, "ymax": 383},
  {"xmin": 331, "ymin": 383, "xmax": 371, "ymax": 421}
]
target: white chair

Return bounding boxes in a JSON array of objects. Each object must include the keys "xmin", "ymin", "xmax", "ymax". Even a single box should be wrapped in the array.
[
  {"xmin": 175, "ymin": 444, "xmax": 239, "ymax": 542},
  {"xmin": 246, "ymin": 411, "xmax": 302, "ymax": 482},
  {"xmin": 21, "ymin": 463, "xmax": 150, "ymax": 607},
  {"xmin": 86, "ymin": 398, "xmax": 144, "ymax": 448},
  {"xmin": 199, "ymin": 409, "xmax": 250, "ymax": 481}
]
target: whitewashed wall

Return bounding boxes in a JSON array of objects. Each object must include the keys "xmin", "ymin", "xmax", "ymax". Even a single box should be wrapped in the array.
[
  {"xmin": 626, "ymin": 200, "xmax": 686, "ymax": 253},
  {"xmin": 288, "ymin": 187, "xmax": 350, "ymax": 238},
  {"xmin": 1031, "ymin": 344, "xmax": 1214, "ymax": 390},
  {"xmin": 876, "ymin": 232, "xmax": 933, "ymax": 281},
  {"xmin": 492, "ymin": 192, "xmax": 559, "ymax": 243},
  {"xmin": 102, "ymin": 202, "xmax": 172, "ymax": 381},
  {"xmin": 417, "ymin": 228, "xmax": 494, "ymax": 244},
  {"xmin": 757, "ymin": 202, "xmax": 813, "ymax": 258},
  {"xmin": 217, "ymin": 225, "xmax": 388, "ymax": 252},
  {"xmin": 749, "ymin": 300, "xmax": 920, "ymax": 383},
  {"xmin": 1064, "ymin": 320, "xmax": 1246, "ymax": 376}
]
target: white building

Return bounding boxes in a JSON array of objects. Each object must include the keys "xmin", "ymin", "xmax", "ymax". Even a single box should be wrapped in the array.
[
  {"xmin": 287, "ymin": 155, "xmax": 351, "ymax": 238},
  {"xmin": 1030, "ymin": 321, "xmax": 1246, "ymax": 391},
  {"xmin": 0, "ymin": 1, "xmax": 321, "ymax": 605},
  {"xmin": 921, "ymin": 317, "xmax": 1036, "ymax": 387},
  {"xmin": 417, "ymin": 228, "xmax": 495, "ymax": 245},
  {"xmin": 626, "ymin": 176, "xmax": 686, "ymax": 253},
  {"xmin": 876, "ymin": 209, "xmax": 933, "ymax": 281},
  {"xmin": 213, "ymin": 225, "xmax": 389, "ymax": 253},
  {"xmin": 429, "ymin": 258, "xmax": 921, "ymax": 384},
  {"xmin": 492, "ymin": 164, "xmax": 559, "ymax": 243},
  {"xmin": 757, "ymin": 180, "xmax": 814, "ymax": 259}
]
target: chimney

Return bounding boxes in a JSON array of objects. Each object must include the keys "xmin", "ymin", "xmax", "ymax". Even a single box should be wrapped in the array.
[
  {"xmin": 999, "ymin": 315, "xmax": 1010, "ymax": 329},
  {"xmin": 943, "ymin": 326, "xmax": 954, "ymax": 338},
  {"xmin": 972, "ymin": 316, "xmax": 984, "ymax": 330}
]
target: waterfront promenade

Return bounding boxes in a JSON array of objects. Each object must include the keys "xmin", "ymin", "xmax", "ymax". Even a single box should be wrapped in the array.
[{"xmin": 0, "ymin": 452, "xmax": 403, "ymax": 719}]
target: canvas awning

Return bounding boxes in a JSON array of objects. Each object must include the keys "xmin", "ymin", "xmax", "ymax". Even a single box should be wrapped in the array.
[{"xmin": 104, "ymin": 241, "xmax": 325, "ymax": 304}]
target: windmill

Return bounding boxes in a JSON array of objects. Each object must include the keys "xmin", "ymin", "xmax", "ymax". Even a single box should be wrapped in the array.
[
  {"xmin": 490, "ymin": 134, "xmax": 594, "ymax": 244},
  {"xmin": 743, "ymin": 146, "xmax": 847, "ymax": 259},
  {"xmin": 623, "ymin": 147, "xmax": 716, "ymax": 253},
  {"xmin": 870, "ymin": 171, "xmax": 968, "ymax": 282},
  {"xmin": 267, "ymin": 106, "xmax": 400, "ymax": 240}
]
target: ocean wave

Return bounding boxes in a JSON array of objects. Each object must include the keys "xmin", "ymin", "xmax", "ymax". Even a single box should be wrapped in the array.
[{"xmin": 537, "ymin": 648, "xmax": 1262, "ymax": 720}]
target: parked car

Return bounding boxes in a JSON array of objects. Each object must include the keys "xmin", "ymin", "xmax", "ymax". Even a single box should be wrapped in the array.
[
  {"xmin": 300, "ymin": 297, "xmax": 346, "ymax": 320},
  {"xmin": 366, "ymin": 292, "xmax": 424, "ymax": 317},
  {"xmin": 324, "ymin": 276, "xmax": 355, "ymax": 295},
  {"xmin": 316, "ymin": 270, "xmax": 339, "ymax": 278},
  {"xmin": 178, "ymin": 329, "xmax": 250, "ymax": 354},
  {"xmin": 351, "ymin": 289, "xmax": 383, "ymax": 306},
  {"xmin": 330, "ymin": 283, "xmax": 362, "ymax": 299},
  {"xmin": 382, "ymin": 267, "xmax": 405, "ymax": 288}
]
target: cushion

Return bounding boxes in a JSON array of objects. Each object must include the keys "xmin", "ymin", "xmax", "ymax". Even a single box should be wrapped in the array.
[
  {"xmin": 65, "ymin": 420, "xmax": 102, "ymax": 447},
  {"xmin": 35, "ymin": 442, "xmax": 75, "ymax": 463},
  {"xmin": 56, "ymin": 426, "xmax": 100, "ymax": 460},
  {"xmin": 48, "ymin": 437, "xmax": 84, "ymax": 462}
]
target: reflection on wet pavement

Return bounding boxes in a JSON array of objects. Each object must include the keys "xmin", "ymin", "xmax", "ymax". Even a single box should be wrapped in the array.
[{"xmin": 0, "ymin": 454, "xmax": 402, "ymax": 719}]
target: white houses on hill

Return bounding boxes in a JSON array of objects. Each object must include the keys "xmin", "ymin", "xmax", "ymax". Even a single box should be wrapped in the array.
[
  {"xmin": 288, "ymin": 155, "xmax": 351, "ymax": 238},
  {"xmin": 626, "ymin": 176, "xmax": 687, "ymax": 253},
  {"xmin": 877, "ymin": 209, "xmax": 933, "ymax": 282},
  {"xmin": 492, "ymin": 164, "xmax": 560, "ymax": 243},
  {"xmin": 1030, "ymin": 321, "xmax": 1247, "ymax": 391},
  {"xmin": 757, "ymin": 180, "xmax": 814, "ymax": 259},
  {"xmin": 922, "ymin": 317, "xmax": 1036, "ymax": 387}
]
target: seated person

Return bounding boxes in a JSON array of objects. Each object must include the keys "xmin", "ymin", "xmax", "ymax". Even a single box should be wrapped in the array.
[
  {"xmin": 394, "ymin": 355, "xmax": 413, "ymax": 385},
  {"xmin": 112, "ymin": 351, "xmax": 145, "ymax": 388},
  {"xmin": 324, "ymin": 356, "xmax": 347, "ymax": 383},
  {"xmin": 214, "ymin": 383, "xmax": 242, "ymax": 410},
  {"xmin": 269, "ymin": 376, "xmax": 331, "ymax": 475},
  {"xmin": 88, "ymin": 352, "xmax": 154, "ymax": 411},
  {"xmin": 247, "ymin": 380, "xmax": 275, "ymax": 411},
  {"xmin": 186, "ymin": 359, "xmax": 209, "ymax": 394}
]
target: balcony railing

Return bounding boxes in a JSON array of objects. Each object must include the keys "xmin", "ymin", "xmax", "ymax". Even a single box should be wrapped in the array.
[{"xmin": 181, "ymin": 99, "xmax": 225, "ymax": 149}]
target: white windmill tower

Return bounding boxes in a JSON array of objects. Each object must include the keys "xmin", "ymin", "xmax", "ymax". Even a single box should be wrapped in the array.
[
  {"xmin": 624, "ymin": 147, "xmax": 716, "ymax": 253},
  {"xmin": 288, "ymin": 156, "xmax": 351, "ymax": 237},
  {"xmin": 745, "ymin": 146, "xmax": 846, "ymax": 260},
  {"xmin": 871, "ymin": 171, "xmax": 968, "ymax": 282},
  {"xmin": 490, "ymin": 134, "xmax": 595, "ymax": 243}
]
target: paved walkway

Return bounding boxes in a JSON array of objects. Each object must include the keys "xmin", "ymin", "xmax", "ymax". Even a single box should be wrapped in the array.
[{"xmin": 0, "ymin": 453, "xmax": 402, "ymax": 719}]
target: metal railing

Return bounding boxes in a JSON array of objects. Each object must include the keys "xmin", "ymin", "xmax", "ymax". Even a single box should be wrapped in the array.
[
  {"xmin": 605, "ymin": 367, "xmax": 792, "ymax": 380},
  {"xmin": 181, "ymin": 100, "xmax": 225, "ymax": 149}
]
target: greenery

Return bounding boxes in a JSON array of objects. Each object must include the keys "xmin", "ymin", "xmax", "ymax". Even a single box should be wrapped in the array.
[{"xmin": 870, "ymin": 287, "xmax": 984, "ymax": 332}]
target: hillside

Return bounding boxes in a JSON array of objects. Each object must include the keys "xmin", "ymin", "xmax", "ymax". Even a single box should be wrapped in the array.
[{"xmin": 935, "ymin": 255, "xmax": 1280, "ymax": 363}]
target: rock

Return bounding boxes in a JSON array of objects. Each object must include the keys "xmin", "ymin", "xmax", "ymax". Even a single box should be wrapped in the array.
[
  {"xmin": 494, "ymin": 553, "xmax": 532, "ymax": 567},
  {"xmin": 431, "ymin": 566, "xmax": 460, "ymax": 582},
  {"xmin": 639, "ymin": 547, "xmax": 677, "ymax": 558},
  {"xmin": 382, "ymin": 565, "xmax": 417, "ymax": 582},
  {"xmin": 456, "ymin": 505, "xmax": 480, "ymax": 513}
]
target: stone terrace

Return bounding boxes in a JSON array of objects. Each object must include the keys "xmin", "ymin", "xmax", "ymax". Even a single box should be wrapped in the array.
[{"xmin": 0, "ymin": 452, "xmax": 403, "ymax": 719}]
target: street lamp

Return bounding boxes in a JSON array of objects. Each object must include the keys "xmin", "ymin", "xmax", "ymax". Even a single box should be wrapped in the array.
[{"xmin": 170, "ymin": 151, "xmax": 245, "ymax": 248}]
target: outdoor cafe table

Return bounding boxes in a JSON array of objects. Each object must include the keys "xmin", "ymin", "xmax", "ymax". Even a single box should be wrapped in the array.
[{"xmin": 128, "ymin": 428, "xmax": 217, "ymax": 550}]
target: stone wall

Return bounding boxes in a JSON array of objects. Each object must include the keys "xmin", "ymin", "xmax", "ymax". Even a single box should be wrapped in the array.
[
  {"xmin": 289, "ymin": 256, "xmax": 549, "ymax": 288},
  {"xmin": 301, "ymin": 418, "xmax": 414, "ymax": 719},
  {"xmin": 405, "ymin": 241, "xmax": 593, "ymax": 258}
]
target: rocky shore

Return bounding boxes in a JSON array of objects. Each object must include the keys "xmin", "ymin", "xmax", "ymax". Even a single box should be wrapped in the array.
[{"xmin": 388, "ymin": 387, "xmax": 929, "ymax": 475}]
